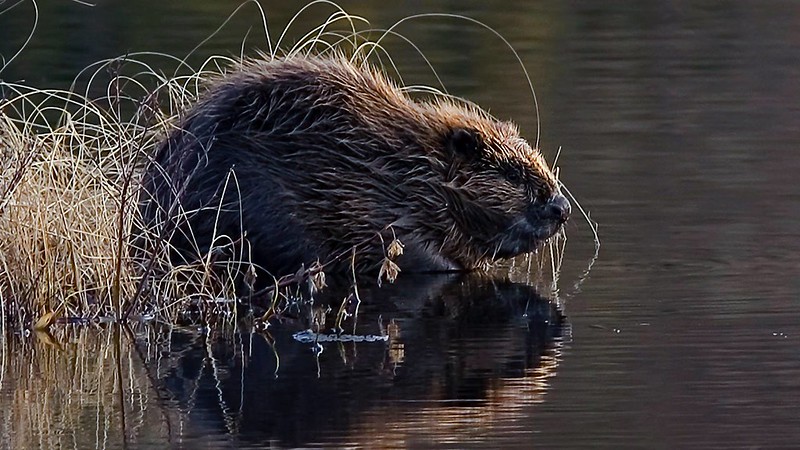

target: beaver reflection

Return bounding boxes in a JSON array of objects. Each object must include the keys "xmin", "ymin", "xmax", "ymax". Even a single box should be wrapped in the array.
[{"xmin": 141, "ymin": 274, "xmax": 567, "ymax": 447}]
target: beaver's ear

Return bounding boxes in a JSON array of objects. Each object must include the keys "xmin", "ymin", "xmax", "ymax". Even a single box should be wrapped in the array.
[{"xmin": 446, "ymin": 128, "xmax": 482, "ymax": 162}]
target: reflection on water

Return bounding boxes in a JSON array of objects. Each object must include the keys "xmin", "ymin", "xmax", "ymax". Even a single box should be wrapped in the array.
[
  {"xmin": 1, "ymin": 275, "xmax": 566, "ymax": 448},
  {"xmin": 3, "ymin": 0, "xmax": 800, "ymax": 447},
  {"xmin": 0, "ymin": 327, "xmax": 171, "ymax": 448}
]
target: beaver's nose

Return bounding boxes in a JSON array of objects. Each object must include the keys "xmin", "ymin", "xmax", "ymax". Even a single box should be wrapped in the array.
[{"xmin": 544, "ymin": 193, "xmax": 571, "ymax": 224}]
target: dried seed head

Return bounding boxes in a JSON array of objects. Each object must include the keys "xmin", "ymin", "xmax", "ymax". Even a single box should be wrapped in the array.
[
  {"xmin": 378, "ymin": 258, "xmax": 401, "ymax": 287},
  {"xmin": 387, "ymin": 238, "xmax": 405, "ymax": 260}
]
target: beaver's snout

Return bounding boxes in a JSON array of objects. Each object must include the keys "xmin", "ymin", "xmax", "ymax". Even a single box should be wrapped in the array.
[
  {"xmin": 528, "ymin": 193, "xmax": 571, "ymax": 227},
  {"xmin": 493, "ymin": 193, "xmax": 570, "ymax": 259}
]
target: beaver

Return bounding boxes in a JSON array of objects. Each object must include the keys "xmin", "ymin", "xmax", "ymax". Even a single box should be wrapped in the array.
[{"xmin": 137, "ymin": 55, "xmax": 570, "ymax": 277}]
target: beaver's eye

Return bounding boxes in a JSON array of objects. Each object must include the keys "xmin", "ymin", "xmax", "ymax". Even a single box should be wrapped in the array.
[{"xmin": 505, "ymin": 170, "xmax": 522, "ymax": 185}]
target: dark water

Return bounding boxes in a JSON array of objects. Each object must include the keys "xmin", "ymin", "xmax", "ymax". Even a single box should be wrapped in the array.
[{"xmin": 2, "ymin": 1, "xmax": 799, "ymax": 448}]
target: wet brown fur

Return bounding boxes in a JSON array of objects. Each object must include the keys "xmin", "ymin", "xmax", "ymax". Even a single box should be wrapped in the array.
[{"xmin": 138, "ymin": 54, "xmax": 563, "ymax": 276}]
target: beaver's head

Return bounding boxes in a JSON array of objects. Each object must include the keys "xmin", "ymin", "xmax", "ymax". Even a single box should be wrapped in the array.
[{"xmin": 415, "ymin": 103, "xmax": 570, "ymax": 269}]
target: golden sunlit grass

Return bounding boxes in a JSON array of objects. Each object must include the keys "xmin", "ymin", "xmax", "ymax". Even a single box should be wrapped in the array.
[
  {"xmin": 0, "ymin": 101, "xmax": 136, "ymax": 327},
  {"xmin": 0, "ymin": 57, "xmax": 219, "ymax": 328}
]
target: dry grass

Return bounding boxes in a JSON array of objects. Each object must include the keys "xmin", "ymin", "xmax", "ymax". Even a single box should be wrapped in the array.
[
  {"xmin": 0, "ymin": 55, "xmax": 223, "ymax": 327},
  {"xmin": 0, "ymin": 98, "xmax": 138, "ymax": 327}
]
